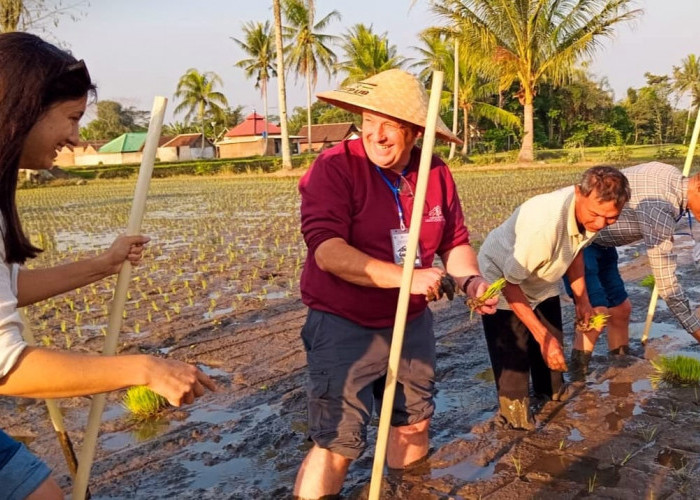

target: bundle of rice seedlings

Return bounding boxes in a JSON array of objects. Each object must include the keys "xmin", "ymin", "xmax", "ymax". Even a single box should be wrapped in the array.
[
  {"xmin": 123, "ymin": 386, "xmax": 168, "ymax": 420},
  {"xmin": 466, "ymin": 278, "xmax": 506, "ymax": 319},
  {"xmin": 576, "ymin": 312, "xmax": 611, "ymax": 332},
  {"xmin": 640, "ymin": 274, "xmax": 655, "ymax": 290},
  {"xmin": 650, "ymin": 355, "xmax": 700, "ymax": 387}
]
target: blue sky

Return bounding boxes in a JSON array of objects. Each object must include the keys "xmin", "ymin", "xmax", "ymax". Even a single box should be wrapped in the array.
[{"xmin": 41, "ymin": 0, "xmax": 700, "ymax": 124}]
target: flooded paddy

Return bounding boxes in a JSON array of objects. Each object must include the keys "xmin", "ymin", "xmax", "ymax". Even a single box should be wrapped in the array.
[{"xmin": 3, "ymin": 168, "xmax": 700, "ymax": 498}]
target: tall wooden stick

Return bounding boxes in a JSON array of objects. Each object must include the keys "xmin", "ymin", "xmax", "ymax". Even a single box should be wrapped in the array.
[
  {"xmin": 368, "ymin": 71, "xmax": 444, "ymax": 500},
  {"xmin": 641, "ymin": 106, "xmax": 700, "ymax": 345},
  {"xmin": 72, "ymin": 96, "xmax": 167, "ymax": 500},
  {"xmin": 18, "ymin": 310, "xmax": 81, "ymax": 481}
]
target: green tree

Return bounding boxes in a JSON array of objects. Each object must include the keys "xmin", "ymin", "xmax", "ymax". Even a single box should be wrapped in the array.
[
  {"xmin": 431, "ymin": 0, "xmax": 641, "ymax": 162},
  {"xmin": 0, "ymin": 0, "xmax": 87, "ymax": 33},
  {"xmin": 232, "ymin": 20, "xmax": 276, "ymax": 131},
  {"xmin": 336, "ymin": 24, "xmax": 406, "ymax": 85},
  {"xmin": 672, "ymin": 54, "xmax": 700, "ymax": 143},
  {"xmin": 80, "ymin": 100, "xmax": 148, "ymax": 141},
  {"xmin": 174, "ymin": 68, "xmax": 228, "ymax": 148},
  {"xmin": 282, "ymin": 0, "xmax": 339, "ymax": 151},
  {"xmin": 412, "ymin": 30, "xmax": 520, "ymax": 154}
]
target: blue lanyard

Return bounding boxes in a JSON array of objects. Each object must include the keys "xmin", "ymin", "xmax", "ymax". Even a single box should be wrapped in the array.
[{"xmin": 375, "ymin": 166, "xmax": 408, "ymax": 230}]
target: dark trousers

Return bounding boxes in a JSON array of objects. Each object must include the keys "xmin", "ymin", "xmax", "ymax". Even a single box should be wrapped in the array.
[{"xmin": 481, "ymin": 295, "xmax": 564, "ymax": 400}]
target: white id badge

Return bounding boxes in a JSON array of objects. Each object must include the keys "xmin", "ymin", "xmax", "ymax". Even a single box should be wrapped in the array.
[{"xmin": 390, "ymin": 228, "xmax": 422, "ymax": 267}]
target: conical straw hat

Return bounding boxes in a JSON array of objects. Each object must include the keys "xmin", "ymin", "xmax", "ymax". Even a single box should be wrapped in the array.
[{"xmin": 317, "ymin": 69, "xmax": 462, "ymax": 145}]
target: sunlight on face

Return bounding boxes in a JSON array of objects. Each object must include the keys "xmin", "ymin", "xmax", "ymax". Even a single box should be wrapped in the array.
[
  {"xmin": 575, "ymin": 186, "xmax": 622, "ymax": 233},
  {"xmin": 19, "ymin": 96, "xmax": 87, "ymax": 170},
  {"xmin": 361, "ymin": 110, "xmax": 419, "ymax": 172}
]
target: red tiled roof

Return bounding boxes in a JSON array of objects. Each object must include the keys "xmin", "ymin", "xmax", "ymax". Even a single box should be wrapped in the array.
[
  {"xmin": 225, "ymin": 112, "xmax": 281, "ymax": 137},
  {"xmin": 297, "ymin": 122, "xmax": 359, "ymax": 143},
  {"xmin": 161, "ymin": 133, "xmax": 211, "ymax": 148}
]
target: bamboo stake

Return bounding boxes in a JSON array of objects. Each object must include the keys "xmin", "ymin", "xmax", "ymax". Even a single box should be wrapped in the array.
[
  {"xmin": 641, "ymin": 105, "xmax": 700, "ymax": 345},
  {"xmin": 18, "ymin": 310, "xmax": 81, "ymax": 481},
  {"xmin": 368, "ymin": 71, "xmax": 444, "ymax": 500},
  {"xmin": 72, "ymin": 96, "xmax": 167, "ymax": 500}
]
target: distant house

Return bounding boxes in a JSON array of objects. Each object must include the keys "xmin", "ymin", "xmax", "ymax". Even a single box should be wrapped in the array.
[
  {"xmin": 297, "ymin": 122, "xmax": 360, "ymax": 153},
  {"xmin": 158, "ymin": 133, "xmax": 215, "ymax": 162},
  {"xmin": 217, "ymin": 112, "xmax": 301, "ymax": 158},
  {"xmin": 95, "ymin": 133, "xmax": 172, "ymax": 165},
  {"xmin": 54, "ymin": 140, "xmax": 109, "ymax": 167}
]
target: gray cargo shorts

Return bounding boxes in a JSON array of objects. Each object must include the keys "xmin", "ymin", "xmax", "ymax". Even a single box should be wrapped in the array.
[{"xmin": 301, "ymin": 308, "xmax": 436, "ymax": 460}]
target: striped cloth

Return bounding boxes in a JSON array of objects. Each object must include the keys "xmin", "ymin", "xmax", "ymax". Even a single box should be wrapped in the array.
[
  {"xmin": 595, "ymin": 162, "xmax": 700, "ymax": 334},
  {"xmin": 478, "ymin": 185, "xmax": 597, "ymax": 310}
]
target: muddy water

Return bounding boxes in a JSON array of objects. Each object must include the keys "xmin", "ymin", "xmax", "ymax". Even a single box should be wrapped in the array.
[{"xmin": 5, "ymin": 235, "xmax": 700, "ymax": 497}]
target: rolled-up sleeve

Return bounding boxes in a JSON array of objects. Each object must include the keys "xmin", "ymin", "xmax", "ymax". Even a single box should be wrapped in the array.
[
  {"xmin": 641, "ymin": 205, "xmax": 700, "ymax": 334},
  {"xmin": 1, "ymin": 257, "xmax": 27, "ymax": 379}
]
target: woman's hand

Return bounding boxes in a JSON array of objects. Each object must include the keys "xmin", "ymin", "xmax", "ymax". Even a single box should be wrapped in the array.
[
  {"xmin": 98, "ymin": 234, "xmax": 151, "ymax": 275},
  {"xmin": 144, "ymin": 357, "xmax": 217, "ymax": 407}
]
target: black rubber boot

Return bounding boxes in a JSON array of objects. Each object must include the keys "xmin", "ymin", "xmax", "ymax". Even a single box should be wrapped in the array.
[
  {"xmin": 497, "ymin": 396, "xmax": 535, "ymax": 431},
  {"xmin": 569, "ymin": 349, "xmax": 592, "ymax": 382},
  {"xmin": 608, "ymin": 344, "xmax": 630, "ymax": 356}
]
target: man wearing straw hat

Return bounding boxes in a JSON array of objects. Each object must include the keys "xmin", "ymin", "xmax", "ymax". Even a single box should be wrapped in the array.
[
  {"xmin": 296, "ymin": 69, "xmax": 497, "ymax": 498},
  {"xmin": 477, "ymin": 166, "xmax": 630, "ymax": 430},
  {"xmin": 563, "ymin": 162, "xmax": 700, "ymax": 378}
]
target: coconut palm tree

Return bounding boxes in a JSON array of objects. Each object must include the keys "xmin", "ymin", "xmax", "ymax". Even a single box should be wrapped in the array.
[
  {"xmin": 282, "ymin": 0, "xmax": 339, "ymax": 152},
  {"xmin": 412, "ymin": 30, "xmax": 520, "ymax": 155},
  {"xmin": 173, "ymin": 69, "xmax": 228, "ymax": 149},
  {"xmin": 336, "ymin": 24, "xmax": 406, "ymax": 86},
  {"xmin": 672, "ymin": 54, "xmax": 700, "ymax": 144},
  {"xmin": 232, "ymin": 21, "xmax": 276, "ymax": 131},
  {"xmin": 431, "ymin": 0, "xmax": 641, "ymax": 162},
  {"xmin": 273, "ymin": 0, "xmax": 292, "ymax": 168}
]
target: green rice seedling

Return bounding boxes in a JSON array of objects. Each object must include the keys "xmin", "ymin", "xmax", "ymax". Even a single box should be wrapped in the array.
[
  {"xmin": 123, "ymin": 386, "xmax": 168, "ymax": 420},
  {"xmin": 511, "ymin": 455, "xmax": 523, "ymax": 478},
  {"xmin": 466, "ymin": 278, "xmax": 506, "ymax": 319},
  {"xmin": 651, "ymin": 355, "xmax": 700, "ymax": 386},
  {"xmin": 588, "ymin": 472, "xmax": 597, "ymax": 493},
  {"xmin": 639, "ymin": 425, "xmax": 658, "ymax": 443},
  {"xmin": 640, "ymin": 274, "xmax": 655, "ymax": 290},
  {"xmin": 576, "ymin": 312, "xmax": 611, "ymax": 332}
]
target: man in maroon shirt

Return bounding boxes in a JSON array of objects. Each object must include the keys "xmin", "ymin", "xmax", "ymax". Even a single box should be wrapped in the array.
[{"xmin": 295, "ymin": 69, "xmax": 497, "ymax": 499}]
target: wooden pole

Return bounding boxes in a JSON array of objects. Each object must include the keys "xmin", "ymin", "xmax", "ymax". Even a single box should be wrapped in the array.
[
  {"xmin": 18, "ymin": 310, "xmax": 81, "ymax": 481},
  {"xmin": 641, "ymin": 106, "xmax": 700, "ymax": 345},
  {"xmin": 368, "ymin": 71, "xmax": 444, "ymax": 500},
  {"xmin": 72, "ymin": 96, "xmax": 167, "ymax": 500}
]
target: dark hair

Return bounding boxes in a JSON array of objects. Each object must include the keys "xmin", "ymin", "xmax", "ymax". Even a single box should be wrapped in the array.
[
  {"xmin": 578, "ymin": 166, "xmax": 631, "ymax": 208},
  {"xmin": 0, "ymin": 32, "xmax": 96, "ymax": 264}
]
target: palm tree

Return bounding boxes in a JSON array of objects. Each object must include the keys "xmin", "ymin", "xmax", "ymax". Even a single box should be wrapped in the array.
[
  {"xmin": 412, "ymin": 30, "xmax": 520, "ymax": 155},
  {"xmin": 282, "ymin": 0, "xmax": 340, "ymax": 152},
  {"xmin": 273, "ymin": 0, "xmax": 292, "ymax": 168},
  {"xmin": 232, "ymin": 21, "xmax": 277, "ymax": 132},
  {"xmin": 431, "ymin": 0, "xmax": 641, "ymax": 162},
  {"xmin": 173, "ymin": 69, "xmax": 228, "ymax": 149},
  {"xmin": 672, "ymin": 54, "xmax": 700, "ymax": 144},
  {"xmin": 336, "ymin": 24, "xmax": 406, "ymax": 85}
]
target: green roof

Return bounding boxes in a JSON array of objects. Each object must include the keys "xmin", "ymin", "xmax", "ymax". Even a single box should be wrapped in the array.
[{"xmin": 98, "ymin": 132, "xmax": 148, "ymax": 153}]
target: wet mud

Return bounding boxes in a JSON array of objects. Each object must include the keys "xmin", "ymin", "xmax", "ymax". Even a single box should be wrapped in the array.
[{"xmin": 3, "ymin": 235, "xmax": 700, "ymax": 498}]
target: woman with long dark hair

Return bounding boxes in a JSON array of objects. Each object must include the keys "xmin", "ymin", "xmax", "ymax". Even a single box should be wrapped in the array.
[{"xmin": 0, "ymin": 33, "xmax": 215, "ymax": 499}]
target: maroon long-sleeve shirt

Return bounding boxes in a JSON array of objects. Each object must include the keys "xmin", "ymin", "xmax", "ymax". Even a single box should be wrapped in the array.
[{"xmin": 299, "ymin": 138, "xmax": 470, "ymax": 328}]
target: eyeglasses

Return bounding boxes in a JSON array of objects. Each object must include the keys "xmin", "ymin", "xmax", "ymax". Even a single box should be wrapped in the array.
[{"xmin": 397, "ymin": 175, "xmax": 414, "ymax": 198}]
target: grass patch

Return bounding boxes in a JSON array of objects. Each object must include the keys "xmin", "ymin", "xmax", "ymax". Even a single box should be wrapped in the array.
[
  {"xmin": 640, "ymin": 274, "xmax": 655, "ymax": 290},
  {"xmin": 123, "ymin": 386, "xmax": 168, "ymax": 420},
  {"xmin": 651, "ymin": 355, "xmax": 700, "ymax": 387}
]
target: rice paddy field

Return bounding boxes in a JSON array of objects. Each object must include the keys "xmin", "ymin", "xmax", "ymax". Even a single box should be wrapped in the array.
[
  {"xmin": 16, "ymin": 165, "xmax": 585, "ymax": 354},
  {"xmin": 5, "ymin": 163, "xmax": 700, "ymax": 498}
]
